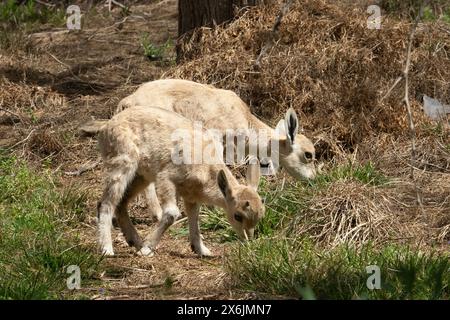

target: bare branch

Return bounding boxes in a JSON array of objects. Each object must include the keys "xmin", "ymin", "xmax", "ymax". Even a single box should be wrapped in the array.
[
  {"xmin": 403, "ymin": 2, "xmax": 426, "ymax": 207},
  {"xmin": 34, "ymin": 0, "xmax": 55, "ymax": 8},
  {"xmin": 106, "ymin": 0, "xmax": 126, "ymax": 11},
  {"xmin": 272, "ymin": 0, "xmax": 294, "ymax": 33},
  {"xmin": 255, "ymin": 0, "xmax": 294, "ymax": 67},
  {"xmin": 381, "ymin": 76, "xmax": 402, "ymax": 102}
]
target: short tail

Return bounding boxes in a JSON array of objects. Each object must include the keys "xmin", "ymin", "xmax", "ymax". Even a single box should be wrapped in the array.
[{"xmin": 78, "ymin": 120, "xmax": 108, "ymax": 136}]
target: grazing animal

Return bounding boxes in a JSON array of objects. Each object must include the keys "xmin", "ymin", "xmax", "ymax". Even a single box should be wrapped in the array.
[
  {"xmin": 96, "ymin": 106, "xmax": 265, "ymax": 257},
  {"xmin": 80, "ymin": 79, "xmax": 316, "ymax": 221}
]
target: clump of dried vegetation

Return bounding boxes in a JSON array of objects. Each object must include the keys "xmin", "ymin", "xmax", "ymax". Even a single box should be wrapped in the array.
[{"xmin": 290, "ymin": 181, "xmax": 407, "ymax": 247}]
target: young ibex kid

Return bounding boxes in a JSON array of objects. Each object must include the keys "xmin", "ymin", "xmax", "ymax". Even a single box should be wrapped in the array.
[{"xmin": 97, "ymin": 106, "xmax": 265, "ymax": 256}]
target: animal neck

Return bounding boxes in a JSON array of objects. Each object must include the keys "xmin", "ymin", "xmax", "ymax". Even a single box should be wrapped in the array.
[
  {"xmin": 246, "ymin": 113, "xmax": 286, "ymax": 160},
  {"xmin": 247, "ymin": 113, "xmax": 274, "ymax": 133}
]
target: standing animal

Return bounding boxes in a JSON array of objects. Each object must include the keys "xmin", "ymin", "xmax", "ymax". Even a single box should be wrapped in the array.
[
  {"xmin": 96, "ymin": 106, "xmax": 265, "ymax": 256},
  {"xmin": 81, "ymin": 79, "xmax": 316, "ymax": 221}
]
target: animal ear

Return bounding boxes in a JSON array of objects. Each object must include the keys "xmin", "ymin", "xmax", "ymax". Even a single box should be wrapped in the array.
[
  {"xmin": 246, "ymin": 158, "xmax": 261, "ymax": 191},
  {"xmin": 284, "ymin": 108, "xmax": 299, "ymax": 145},
  {"xmin": 217, "ymin": 169, "xmax": 231, "ymax": 199},
  {"xmin": 274, "ymin": 119, "xmax": 286, "ymax": 137}
]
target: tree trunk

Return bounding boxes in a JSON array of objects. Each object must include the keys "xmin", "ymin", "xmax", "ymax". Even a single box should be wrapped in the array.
[{"xmin": 178, "ymin": 0, "xmax": 259, "ymax": 37}]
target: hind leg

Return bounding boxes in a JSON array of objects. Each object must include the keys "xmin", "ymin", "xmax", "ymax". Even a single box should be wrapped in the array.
[
  {"xmin": 115, "ymin": 175, "xmax": 151, "ymax": 252},
  {"xmin": 112, "ymin": 185, "xmax": 155, "ymax": 229},
  {"xmin": 144, "ymin": 183, "xmax": 163, "ymax": 222},
  {"xmin": 112, "ymin": 216, "xmax": 120, "ymax": 229},
  {"xmin": 97, "ymin": 166, "xmax": 136, "ymax": 256}
]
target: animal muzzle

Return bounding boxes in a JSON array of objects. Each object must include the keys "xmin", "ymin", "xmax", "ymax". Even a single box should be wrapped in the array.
[{"xmin": 242, "ymin": 228, "xmax": 255, "ymax": 240}]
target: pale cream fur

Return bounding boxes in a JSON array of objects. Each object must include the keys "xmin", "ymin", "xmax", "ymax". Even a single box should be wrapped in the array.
[{"xmin": 96, "ymin": 106, "xmax": 265, "ymax": 257}]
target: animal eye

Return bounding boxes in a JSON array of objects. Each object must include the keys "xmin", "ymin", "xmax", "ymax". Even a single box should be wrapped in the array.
[
  {"xmin": 304, "ymin": 152, "xmax": 313, "ymax": 160},
  {"xmin": 234, "ymin": 213, "xmax": 243, "ymax": 223}
]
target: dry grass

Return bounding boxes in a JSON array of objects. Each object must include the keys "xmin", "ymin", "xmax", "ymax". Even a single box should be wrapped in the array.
[
  {"xmin": 357, "ymin": 134, "xmax": 449, "ymax": 243},
  {"xmin": 289, "ymin": 181, "xmax": 405, "ymax": 247},
  {"xmin": 28, "ymin": 129, "xmax": 64, "ymax": 157},
  {"xmin": 358, "ymin": 133, "xmax": 450, "ymax": 176},
  {"xmin": 168, "ymin": 0, "xmax": 450, "ymax": 154},
  {"xmin": 0, "ymin": 79, "xmax": 66, "ymax": 117}
]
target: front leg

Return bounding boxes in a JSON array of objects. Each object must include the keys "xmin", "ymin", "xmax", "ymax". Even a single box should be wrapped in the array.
[
  {"xmin": 139, "ymin": 203, "xmax": 180, "ymax": 256},
  {"xmin": 184, "ymin": 201, "xmax": 212, "ymax": 257}
]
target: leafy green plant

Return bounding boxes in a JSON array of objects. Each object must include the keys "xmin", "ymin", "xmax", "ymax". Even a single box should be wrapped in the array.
[
  {"xmin": 140, "ymin": 34, "xmax": 173, "ymax": 61},
  {"xmin": 444, "ymin": 9, "xmax": 450, "ymax": 23},
  {"xmin": 0, "ymin": 0, "xmax": 65, "ymax": 28},
  {"xmin": 422, "ymin": 6, "xmax": 436, "ymax": 21},
  {"xmin": 381, "ymin": 0, "xmax": 450, "ymax": 22},
  {"xmin": 0, "ymin": 0, "xmax": 65, "ymax": 50},
  {"xmin": 309, "ymin": 162, "xmax": 389, "ymax": 188}
]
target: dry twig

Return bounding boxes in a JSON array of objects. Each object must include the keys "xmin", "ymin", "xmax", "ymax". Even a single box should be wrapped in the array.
[
  {"xmin": 6, "ymin": 129, "xmax": 36, "ymax": 150},
  {"xmin": 402, "ymin": 3, "xmax": 426, "ymax": 208},
  {"xmin": 106, "ymin": 0, "xmax": 126, "ymax": 11},
  {"xmin": 380, "ymin": 2, "xmax": 426, "ymax": 207},
  {"xmin": 65, "ymin": 159, "xmax": 101, "ymax": 176},
  {"xmin": 0, "ymin": 106, "xmax": 23, "ymax": 123}
]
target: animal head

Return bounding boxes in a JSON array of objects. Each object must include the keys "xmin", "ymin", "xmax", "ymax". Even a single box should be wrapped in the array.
[
  {"xmin": 217, "ymin": 160, "xmax": 265, "ymax": 240},
  {"xmin": 274, "ymin": 108, "xmax": 316, "ymax": 180}
]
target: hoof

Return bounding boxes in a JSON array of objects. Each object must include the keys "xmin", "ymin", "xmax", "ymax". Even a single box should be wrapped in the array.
[
  {"xmin": 199, "ymin": 248, "xmax": 213, "ymax": 257},
  {"xmin": 137, "ymin": 246, "xmax": 154, "ymax": 257},
  {"xmin": 102, "ymin": 248, "xmax": 115, "ymax": 256},
  {"xmin": 191, "ymin": 244, "xmax": 213, "ymax": 257}
]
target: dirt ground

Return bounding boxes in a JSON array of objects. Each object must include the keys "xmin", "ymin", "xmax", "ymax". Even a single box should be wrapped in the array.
[{"xmin": 0, "ymin": 0, "xmax": 256, "ymax": 300}]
